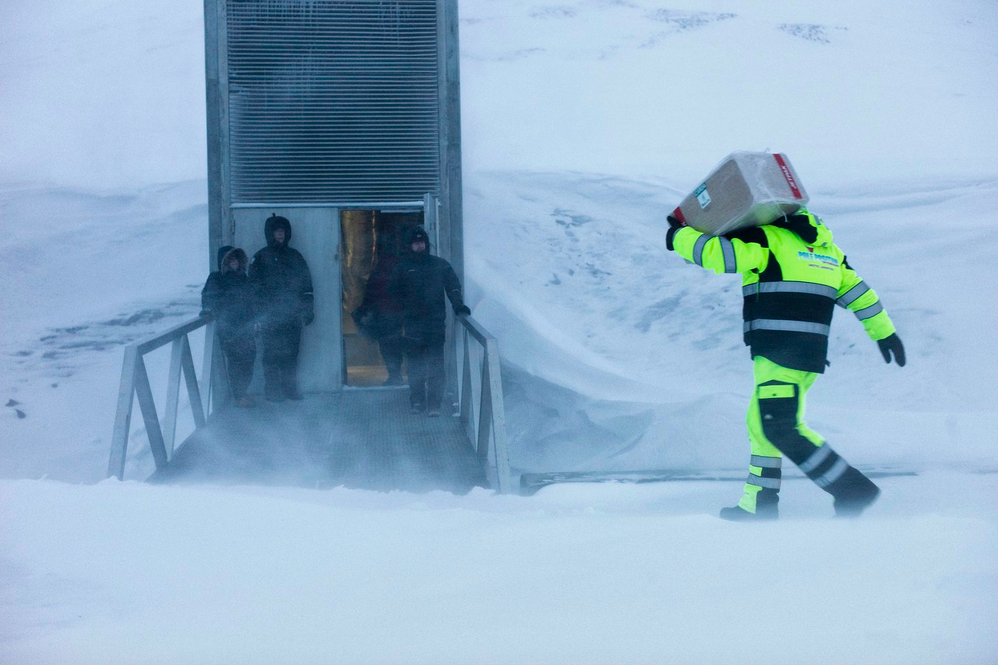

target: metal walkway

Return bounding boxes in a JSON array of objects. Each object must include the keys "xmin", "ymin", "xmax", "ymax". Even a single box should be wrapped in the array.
[
  {"xmin": 149, "ymin": 390, "xmax": 486, "ymax": 493},
  {"xmin": 108, "ymin": 314, "xmax": 513, "ymax": 494}
]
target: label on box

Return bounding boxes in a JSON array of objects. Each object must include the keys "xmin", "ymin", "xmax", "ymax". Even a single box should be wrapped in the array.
[
  {"xmin": 773, "ymin": 153, "xmax": 803, "ymax": 199},
  {"xmin": 694, "ymin": 183, "xmax": 711, "ymax": 209}
]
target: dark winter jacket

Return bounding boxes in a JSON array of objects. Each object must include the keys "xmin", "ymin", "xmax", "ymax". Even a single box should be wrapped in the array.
[
  {"xmin": 201, "ymin": 246, "xmax": 255, "ymax": 339},
  {"xmin": 362, "ymin": 253, "xmax": 403, "ymax": 315},
  {"xmin": 388, "ymin": 226, "xmax": 468, "ymax": 341},
  {"xmin": 249, "ymin": 215, "xmax": 314, "ymax": 327},
  {"xmin": 354, "ymin": 253, "xmax": 403, "ymax": 337}
]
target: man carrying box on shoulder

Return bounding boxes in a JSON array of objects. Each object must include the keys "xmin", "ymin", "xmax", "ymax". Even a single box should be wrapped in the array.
[{"xmin": 665, "ymin": 209, "xmax": 906, "ymax": 520}]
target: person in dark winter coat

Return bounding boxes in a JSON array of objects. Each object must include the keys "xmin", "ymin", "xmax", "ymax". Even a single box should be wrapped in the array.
[
  {"xmin": 388, "ymin": 226, "xmax": 471, "ymax": 416},
  {"xmin": 358, "ymin": 246, "xmax": 404, "ymax": 385},
  {"xmin": 249, "ymin": 214, "xmax": 314, "ymax": 401},
  {"xmin": 201, "ymin": 246, "xmax": 257, "ymax": 407}
]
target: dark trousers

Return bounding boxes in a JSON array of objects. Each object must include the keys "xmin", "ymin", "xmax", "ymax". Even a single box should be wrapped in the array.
[
  {"xmin": 262, "ymin": 320, "xmax": 302, "ymax": 398},
  {"xmin": 379, "ymin": 332, "xmax": 405, "ymax": 380},
  {"xmin": 406, "ymin": 336, "xmax": 445, "ymax": 409},
  {"xmin": 221, "ymin": 335, "xmax": 256, "ymax": 400}
]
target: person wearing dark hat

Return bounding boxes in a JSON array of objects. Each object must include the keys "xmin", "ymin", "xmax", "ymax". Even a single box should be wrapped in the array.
[
  {"xmin": 249, "ymin": 214, "xmax": 314, "ymax": 401},
  {"xmin": 388, "ymin": 226, "xmax": 471, "ymax": 416},
  {"xmin": 200, "ymin": 245, "xmax": 257, "ymax": 407}
]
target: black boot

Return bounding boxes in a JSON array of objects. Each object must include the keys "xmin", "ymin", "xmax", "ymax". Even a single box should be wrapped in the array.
[
  {"xmin": 719, "ymin": 505, "xmax": 779, "ymax": 521},
  {"xmin": 719, "ymin": 490, "xmax": 779, "ymax": 521},
  {"xmin": 826, "ymin": 466, "xmax": 880, "ymax": 517},
  {"xmin": 283, "ymin": 366, "xmax": 303, "ymax": 400}
]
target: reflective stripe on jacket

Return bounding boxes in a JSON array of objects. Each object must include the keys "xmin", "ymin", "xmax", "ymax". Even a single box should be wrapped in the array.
[{"xmin": 670, "ymin": 209, "xmax": 896, "ymax": 373}]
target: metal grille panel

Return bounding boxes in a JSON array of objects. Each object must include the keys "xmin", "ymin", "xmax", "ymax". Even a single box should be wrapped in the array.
[{"xmin": 226, "ymin": 0, "xmax": 440, "ymax": 202}]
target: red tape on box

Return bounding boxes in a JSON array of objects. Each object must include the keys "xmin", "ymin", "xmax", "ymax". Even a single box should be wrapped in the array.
[{"xmin": 773, "ymin": 153, "xmax": 803, "ymax": 200}]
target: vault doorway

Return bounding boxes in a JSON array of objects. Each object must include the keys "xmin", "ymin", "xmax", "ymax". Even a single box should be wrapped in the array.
[{"xmin": 340, "ymin": 209, "xmax": 424, "ymax": 387}]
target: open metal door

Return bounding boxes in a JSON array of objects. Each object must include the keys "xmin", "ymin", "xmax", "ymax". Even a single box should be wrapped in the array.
[{"xmin": 423, "ymin": 192, "xmax": 440, "ymax": 254}]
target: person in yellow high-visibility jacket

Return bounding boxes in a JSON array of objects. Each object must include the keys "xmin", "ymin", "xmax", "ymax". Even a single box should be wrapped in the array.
[{"xmin": 665, "ymin": 209, "xmax": 906, "ymax": 520}]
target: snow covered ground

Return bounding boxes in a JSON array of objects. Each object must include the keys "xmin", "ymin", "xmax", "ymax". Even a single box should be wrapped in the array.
[
  {"xmin": 3, "ymin": 474, "xmax": 997, "ymax": 664},
  {"xmin": 1, "ymin": 0, "xmax": 997, "ymax": 662}
]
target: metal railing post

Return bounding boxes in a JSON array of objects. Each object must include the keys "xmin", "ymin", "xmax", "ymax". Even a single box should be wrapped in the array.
[
  {"xmin": 460, "ymin": 328, "xmax": 473, "ymax": 440},
  {"xmin": 107, "ymin": 314, "xmax": 215, "ymax": 480},
  {"xmin": 485, "ymin": 338, "xmax": 512, "ymax": 493},
  {"xmin": 181, "ymin": 335, "xmax": 206, "ymax": 428},
  {"xmin": 454, "ymin": 315, "xmax": 513, "ymax": 493},
  {"xmin": 133, "ymin": 356, "xmax": 170, "ymax": 471},
  {"xmin": 162, "ymin": 338, "xmax": 184, "ymax": 456},
  {"xmin": 210, "ymin": 330, "xmax": 229, "ymax": 412},
  {"xmin": 476, "ymin": 355, "xmax": 493, "ymax": 467},
  {"xmin": 200, "ymin": 320, "xmax": 216, "ymax": 416},
  {"xmin": 108, "ymin": 346, "xmax": 139, "ymax": 480}
]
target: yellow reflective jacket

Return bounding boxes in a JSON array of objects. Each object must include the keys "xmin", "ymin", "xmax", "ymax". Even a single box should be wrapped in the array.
[{"xmin": 668, "ymin": 209, "xmax": 896, "ymax": 373}]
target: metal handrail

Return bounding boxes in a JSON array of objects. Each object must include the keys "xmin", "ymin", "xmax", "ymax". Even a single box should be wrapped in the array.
[
  {"xmin": 455, "ymin": 314, "xmax": 513, "ymax": 493},
  {"xmin": 108, "ymin": 309, "xmax": 512, "ymax": 490},
  {"xmin": 107, "ymin": 314, "xmax": 222, "ymax": 480}
]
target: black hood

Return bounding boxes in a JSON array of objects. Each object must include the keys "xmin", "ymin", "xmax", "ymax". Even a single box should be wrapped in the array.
[
  {"xmin": 405, "ymin": 225, "xmax": 430, "ymax": 248},
  {"xmin": 264, "ymin": 214, "xmax": 293, "ymax": 247},
  {"xmin": 770, "ymin": 209, "xmax": 819, "ymax": 244}
]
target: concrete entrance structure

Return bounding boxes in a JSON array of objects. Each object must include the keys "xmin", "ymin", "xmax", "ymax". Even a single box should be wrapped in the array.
[
  {"xmin": 108, "ymin": 0, "xmax": 512, "ymax": 494},
  {"xmin": 203, "ymin": 0, "xmax": 464, "ymax": 393}
]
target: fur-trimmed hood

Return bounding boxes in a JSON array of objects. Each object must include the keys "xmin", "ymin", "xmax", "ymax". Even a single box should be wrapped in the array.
[{"xmin": 218, "ymin": 246, "xmax": 249, "ymax": 273}]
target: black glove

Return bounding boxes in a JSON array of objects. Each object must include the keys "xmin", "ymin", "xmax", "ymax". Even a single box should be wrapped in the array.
[
  {"xmin": 877, "ymin": 333, "xmax": 906, "ymax": 366},
  {"xmin": 199, "ymin": 308, "xmax": 212, "ymax": 318},
  {"xmin": 666, "ymin": 215, "xmax": 686, "ymax": 251},
  {"xmin": 302, "ymin": 308, "xmax": 315, "ymax": 326},
  {"xmin": 351, "ymin": 305, "xmax": 371, "ymax": 327},
  {"xmin": 454, "ymin": 304, "xmax": 471, "ymax": 317}
]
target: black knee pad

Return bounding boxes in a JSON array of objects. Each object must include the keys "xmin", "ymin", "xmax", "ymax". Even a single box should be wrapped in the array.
[{"xmin": 758, "ymin": 381, "xmax": 816, "ymax": 465}]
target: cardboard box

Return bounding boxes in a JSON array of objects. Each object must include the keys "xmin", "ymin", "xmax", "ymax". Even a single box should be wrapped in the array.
[{"xmin": 672, "ymin": 152, "xmax": 809, "ymax": 236}]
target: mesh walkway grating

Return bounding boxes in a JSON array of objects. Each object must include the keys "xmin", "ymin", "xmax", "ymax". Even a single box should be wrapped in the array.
[{"xmin": 149, "ymin": 390, "xmax": 486, "ymax": 494}]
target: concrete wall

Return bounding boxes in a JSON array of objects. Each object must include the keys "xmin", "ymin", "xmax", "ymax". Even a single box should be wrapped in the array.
[{"xmin": 205, "ymin": 0, "xmax": 464, "ymax": 395}]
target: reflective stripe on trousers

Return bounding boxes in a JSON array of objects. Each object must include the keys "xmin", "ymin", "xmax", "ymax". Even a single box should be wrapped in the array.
[
  {"xmin": 751, "ymin": 454, "xmax": 783, "ymax": 468},
  {"xmin": 746, "ymin": 474, "xmax": 781, "ymax": 490},
  {"xmin": 812, "ymin": 456, "xmax": 849, "ymax": 488}
]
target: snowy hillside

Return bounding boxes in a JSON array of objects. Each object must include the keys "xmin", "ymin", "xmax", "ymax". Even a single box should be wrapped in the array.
[{"xmin": 1, "ymin": 0, "xmax": 997, "ymax": 663}]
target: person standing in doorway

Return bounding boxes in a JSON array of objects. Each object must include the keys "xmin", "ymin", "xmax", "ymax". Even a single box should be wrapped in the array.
[
  {"xmin": 200, "ymin": 245, "xmax": 256, "ymax": 407},
  {"xmin": 359, "ymin": 242, "xmax": 405, "ymax": 386},
  {"xmin": 250, "ymin": 214, "xmax": 314, "ymax": 402},
  {"xmin": 389, "ymin": 226, "xmax": 471, "ymax": 416}
]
